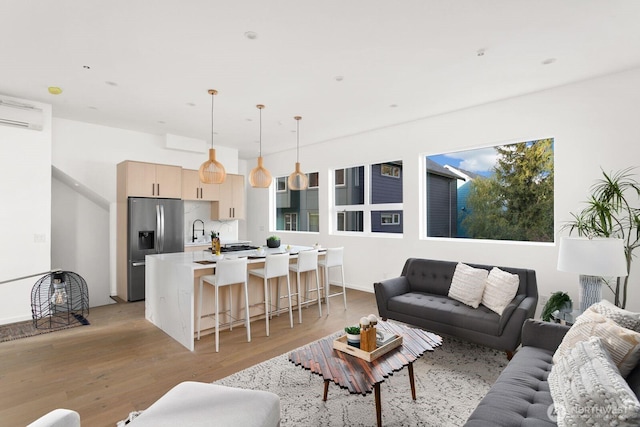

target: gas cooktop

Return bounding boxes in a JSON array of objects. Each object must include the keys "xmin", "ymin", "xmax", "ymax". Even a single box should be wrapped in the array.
[{"xmin": 214, "ymin": 244, "xmax": 259, "ymax": 253}]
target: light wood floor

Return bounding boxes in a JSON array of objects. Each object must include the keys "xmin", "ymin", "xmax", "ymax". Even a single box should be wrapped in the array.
[{"xmin": 0, "ymin": 288, "xmax": 377, "ymax": 426}]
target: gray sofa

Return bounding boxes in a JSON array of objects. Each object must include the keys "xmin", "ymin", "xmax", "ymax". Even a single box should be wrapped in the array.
[
  {"xmin": 466, "ymin": 319, "xmax": 640, "ymax": 425},
  {"xmin": 374, "ymin": 258, "xmax": 537, "ymax": 357}
]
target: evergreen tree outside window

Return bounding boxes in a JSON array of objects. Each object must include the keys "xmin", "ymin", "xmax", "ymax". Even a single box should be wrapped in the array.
[{"xmin": 426, "ymin": 138, "xmax": 554, "ymax": 242}]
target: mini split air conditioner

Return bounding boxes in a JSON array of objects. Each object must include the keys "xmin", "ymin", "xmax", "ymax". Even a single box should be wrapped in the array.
[{"xmin": 0, "ymin": 99, "xmax": 44, "ymax": 131}]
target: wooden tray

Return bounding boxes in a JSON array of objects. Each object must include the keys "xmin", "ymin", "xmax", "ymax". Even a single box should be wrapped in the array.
[{"xmin": 333, "ymin": 334, "xmax": 403, "ymax": 362}]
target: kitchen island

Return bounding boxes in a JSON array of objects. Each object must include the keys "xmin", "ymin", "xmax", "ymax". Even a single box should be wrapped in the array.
[{"xmin": 145, "ymin": 245, "xmax": 320, "ymax": 351}]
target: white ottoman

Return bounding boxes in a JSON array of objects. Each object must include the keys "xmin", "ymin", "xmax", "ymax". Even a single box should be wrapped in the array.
[{"xmin": 128, "ymin": 382, "xmax": 280, "ymax": 427}]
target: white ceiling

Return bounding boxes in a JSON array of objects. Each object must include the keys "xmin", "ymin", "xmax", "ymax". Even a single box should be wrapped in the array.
[{"xmin": 2, "ymin": 0, "xmax": 640, "ymax": 159}]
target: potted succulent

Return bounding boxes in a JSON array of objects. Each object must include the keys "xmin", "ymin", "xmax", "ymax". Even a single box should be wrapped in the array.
[
  {"xmin": 344, "ymin": 325, "xmax": 361, "ymax": 347},
  {"xmin": 267, "ymin": 235, "xmax": 281, "ymax": 248},
  {"xmin": 541, "ymin": 291, "xmax": 573, "ymax": 322}
]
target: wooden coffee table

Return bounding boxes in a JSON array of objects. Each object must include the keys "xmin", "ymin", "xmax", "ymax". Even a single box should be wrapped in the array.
[{"xmin": 288, "ymin": 321, "xmax": 442, "ymax": 427}]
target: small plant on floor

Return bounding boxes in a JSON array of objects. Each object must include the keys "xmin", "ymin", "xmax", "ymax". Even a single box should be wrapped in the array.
[{"xmin": 541, "ymin": 291, "xmax": 572, "ymax": 322}]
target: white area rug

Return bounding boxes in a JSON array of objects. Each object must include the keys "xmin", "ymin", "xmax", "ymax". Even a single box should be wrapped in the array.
[{"xmin": 214, "ymin": 332, "xmax": 507, "ymax": 426}]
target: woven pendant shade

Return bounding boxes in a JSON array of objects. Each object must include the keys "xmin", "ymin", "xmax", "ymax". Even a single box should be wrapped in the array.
[
  {"xmin": 199, "ymin": 148, "xmax": 226, "ymax": 184},
  {"xmin": 199, "ymin": 89, "xmax": 226, "ymax": 184},
  {"xmin": 288, "ymin": 116, "xmax": 308, "ymax": 190},
  {"xmin": 288, "ymin": 162, "xmax": 308, "ymax": 190},
  {"xmin": 249, "ymin": 104, "xmax": 273, "ymax": 188},
  {"xmin": 250, "ymin": 156, "xmax": 272, "ymax": 188}
]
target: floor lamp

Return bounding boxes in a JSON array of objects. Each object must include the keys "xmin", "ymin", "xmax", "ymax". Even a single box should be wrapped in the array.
[{"xmin": 557, "ymin": 236, "xmax": 628, "ymax": 312}]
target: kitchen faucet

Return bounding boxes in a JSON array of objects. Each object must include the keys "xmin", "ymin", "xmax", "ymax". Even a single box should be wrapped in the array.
[{"xmin": 192, "ymin": 219, "xmax": 205, "ymax": 242}]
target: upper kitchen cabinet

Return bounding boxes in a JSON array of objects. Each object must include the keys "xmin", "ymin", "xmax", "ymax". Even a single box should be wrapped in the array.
[
  {"xmin": 118, "ymin": 161, "xmax": 182, "ymax": 198},
  {"xmin": 181, "ymin": 169, "xmax": 220, "ymax": 201},
  {"xmin": 212, "ymin": 174, "xmax": 245, "ymax": 220}
]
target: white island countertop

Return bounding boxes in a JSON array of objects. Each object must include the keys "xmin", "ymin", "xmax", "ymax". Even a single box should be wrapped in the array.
[{"xmin": 145, "ymin": 245, "xmax": 320, "ymax": 351}]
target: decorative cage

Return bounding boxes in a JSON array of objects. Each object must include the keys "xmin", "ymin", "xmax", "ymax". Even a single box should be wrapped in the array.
[{"xmin": 31, "ymin": 271, "xmax": 89, "ymax": 329}]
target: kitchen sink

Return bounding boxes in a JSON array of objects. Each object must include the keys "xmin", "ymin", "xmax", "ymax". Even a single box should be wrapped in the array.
[{"xmin": 194, "ymin": 260, "xmax": 216, "ymax": 265}]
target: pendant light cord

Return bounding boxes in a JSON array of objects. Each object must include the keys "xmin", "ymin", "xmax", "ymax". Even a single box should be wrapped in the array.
[
  {"xmin": 259, "ymin": 106, "xmax": 262, "ymax": 156},
  {"xmin": 296, "ymin": 117, "xmax": 300, "ymax": 163},
  {"xmin": 211, "ymin": 93, "xmax": 216, "ymax": 148}
]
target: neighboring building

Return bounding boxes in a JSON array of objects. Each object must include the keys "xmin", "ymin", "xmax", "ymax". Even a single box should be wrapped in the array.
[
  {"xmin": 426, "ymin": 159, "xmax": 461, "ymax": 238},
  {"xmin": 443, "ymin": 165, "xmax": 482, "ymax": 238}
]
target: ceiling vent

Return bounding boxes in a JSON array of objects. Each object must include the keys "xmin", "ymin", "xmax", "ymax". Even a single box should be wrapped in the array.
[{"xmin": 0, "ymin": 99, "xmax": 44, "ymax": 131}]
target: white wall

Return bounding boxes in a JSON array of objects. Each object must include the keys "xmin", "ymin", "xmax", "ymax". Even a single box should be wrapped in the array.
[
  {"xmin": 0, "ymin": 96, "xmax": 52, "ymax": 323},
  {"xmin": 247, "ymin": 67, "xmax": 640, "ymax": 313},
  {"xmin": 51, "ymin": 177, "xmax": 113, "ymax": 308}
]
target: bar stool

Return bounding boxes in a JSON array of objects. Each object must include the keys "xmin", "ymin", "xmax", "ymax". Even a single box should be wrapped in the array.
[
  {"xmin": 318, "ymin": 247, "xmax": 346, "ymax": 314},
  {"xmin": 289, "ymin": 249, "xmax": 321, "ymax": 323},
  {"xmin": 197, "ymin": 257, "xmax": 250, "ymax": 352},
  {"xmin": 248, "ymin": 252, "xmax": 293, "ymax": 336}
]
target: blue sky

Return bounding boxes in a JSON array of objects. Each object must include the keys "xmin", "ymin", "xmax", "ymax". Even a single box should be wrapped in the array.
[{"xmin": 428, "ymin": 147, "xmax": 498, "ymax": 178}]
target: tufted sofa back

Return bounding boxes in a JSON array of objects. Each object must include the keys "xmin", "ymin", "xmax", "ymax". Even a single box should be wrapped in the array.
[{"xmin": 400, "ymin": 258, "xmax": 538, "ymax": 299}]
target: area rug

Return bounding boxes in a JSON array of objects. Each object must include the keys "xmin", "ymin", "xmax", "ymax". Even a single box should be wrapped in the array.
[
  {"xmin": 214, "ymin": 331, "xmax": 507, "ymax": 426},
  {"xmin": 0, "ymin": 314, "xmax": 89, "ymax": 343}
]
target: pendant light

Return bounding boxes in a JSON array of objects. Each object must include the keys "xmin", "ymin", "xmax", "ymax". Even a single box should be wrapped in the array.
[
  {"xmin": 288, "ymin": 116, "xmax": 308, "ymax": 190},
  {"xmin": 199, "ymin": 89, "xmax": 226, "ymax": 184},
  {"xmin": 249, "ymin": 104, "xmax": 273, "ymax": 188}
]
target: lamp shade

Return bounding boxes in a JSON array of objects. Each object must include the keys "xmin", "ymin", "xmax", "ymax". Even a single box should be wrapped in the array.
[{"xmin": 557, "ymin": 237, "xmax": 627, "ymax": 277}]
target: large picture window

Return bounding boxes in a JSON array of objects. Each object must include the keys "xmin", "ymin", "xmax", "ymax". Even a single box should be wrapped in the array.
[
  {"xmin": 333, "ymin": 161, "xmax": 403, "ymax": 235},
  {"xmin": 275, "ymin": 172, "xmax": 319, "ymax": 232},
  {"xmin": 425, "ymin": 138, "xmax": 554, "ymax": 242}
]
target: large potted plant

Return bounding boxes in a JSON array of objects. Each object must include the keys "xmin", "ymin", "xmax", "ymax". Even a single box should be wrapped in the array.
[{"xmin": 562, "ymin": 167, "xmax": 640, "ymax": 308}]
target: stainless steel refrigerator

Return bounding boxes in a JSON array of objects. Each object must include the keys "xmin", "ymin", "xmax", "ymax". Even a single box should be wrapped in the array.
[{"xmin": 127, "ymin": 197, "xmax": 184, "ymax": 301}]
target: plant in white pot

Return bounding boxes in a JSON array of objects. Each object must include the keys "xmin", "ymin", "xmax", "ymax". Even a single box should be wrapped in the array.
[{"xmin": 344, "ymin": 325, "xmax": 361, "ymax": 347}]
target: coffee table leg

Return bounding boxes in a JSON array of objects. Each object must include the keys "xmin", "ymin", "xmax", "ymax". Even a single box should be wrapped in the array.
[
  {"xmin": 323, "ymin": 379, "xmax": 329, "ymax": 401},
  {"xmin": 374, "ymin": 382, "xmax": 382, "ymax": 427},
  {"xmin": 408, "ymin": 361, "xmax": 416, "ymax": 400}
]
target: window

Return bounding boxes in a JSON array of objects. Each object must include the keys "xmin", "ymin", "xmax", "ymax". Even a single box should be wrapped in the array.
[
  {"xmin": 275, "ymin": 172, "xmax": 319, "ymax": 233},
  {"xmin": 380, "ymin": 212, "xmax": 400, "ymax": 225},
  {"xmin": 332, "ymin": 161, "xmax": 403, "ymax": 235},
  {"xmin": 284, "ymin": 213, "xmax": 297, "ymax": 231},
  {"xmin": 308, "ymin": 172, "xmax": 319, "ymax": 188},
  {"xmin": 425, "ymin": 138, "xmax": 554, "ymax": 242},
  {"xmin": 276, "ymin": 176, "xmax": 287, "ymax": 192}
]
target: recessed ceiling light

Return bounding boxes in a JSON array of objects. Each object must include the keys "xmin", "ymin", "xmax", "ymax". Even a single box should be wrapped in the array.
[
  {"xmin": 246, "ymin": 118, "xmax": 253, "ymax": 122},
  {"xmin": 187, "ymin": 102, "xmax": 196, "ymax": 107},
  {"xmin": 244, "ymin": 31, "xmax": 258, "ymax": 40},
  {"xmin": 389, "ymin": 104, "xmax": 398, "ymax": 108},
  {"xmin": 83, "ymin": 65, "xmax": 91, "ymax": 70},
  {"xmin": 542, "ymin": 58, "xmax": 556, "ymax": 65},
  {"xmin": 88, "ymin": 106, "xmax": 98, "ymax": 110},
  {"xmin": 48, "ymin": 87, "xmax": 63, "ymax": 95},
  {"xmin": 105, "ymin": 81, "xmax": 118, "ymax": 86},
  {"xmin": 477, "ymin": 49, "xmax": 486, "ymax": 57},
  {"xmin": 335, "ymin": 76, "xmax": 344, "ymax": 82},
  {"xmin": 157, "ymin": 120, "xmax": 166, "ymax": 124}
]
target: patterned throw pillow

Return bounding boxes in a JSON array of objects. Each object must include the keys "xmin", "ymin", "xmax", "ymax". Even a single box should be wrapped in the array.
[
  {"xmin": 553, "ymin": 309, "xmax": 640, "ymax": 377},
  {"xmin": 549, "ymin": 337, "xmax": 640, "ymax": 427},
  {"xmin": 480, "ymin": 267, "xmax": 519, "ymax": 315},
  {"xmin": 589, "ymin": 299, "xmax": 640, "ymax": 332},
  {"xmin": 447, "ymin": 263, "xmax": 488, "ymax": 309}
]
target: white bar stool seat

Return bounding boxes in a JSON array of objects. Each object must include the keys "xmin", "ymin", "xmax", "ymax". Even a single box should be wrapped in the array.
[
  {"xmin": 289, "ymin": 249, "xmax": 321, "ymax": 323},
  {"xmin": 318, "ymin": 247, "xmax": 346, "ymax": 313},
  {"xmin": 248, "ymin": 252, "xmax": 293, "ymax": 336},
  {"xmin": 197, "ymin": 257, "xmax": 250, "ymax": 352}
]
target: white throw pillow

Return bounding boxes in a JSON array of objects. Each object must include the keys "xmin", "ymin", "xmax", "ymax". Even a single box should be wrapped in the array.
[
  {"xmin": 480, "ymin": 267, "xmax": 519, "ymax": 315},
  {"xmin": 553, "ymin": 309, "xmax": 640, "ymax": 377},
  {"xmin": 548, "ymin": 337, "xmax": 640, "ymax": 427},
  {"xmin": 447, "ymin": 263, "xmax": 488, "ymax": 309},
  {"xmin": 590, "ymin": 299, "xmax": 640, "ymax": 332}
]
